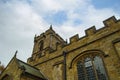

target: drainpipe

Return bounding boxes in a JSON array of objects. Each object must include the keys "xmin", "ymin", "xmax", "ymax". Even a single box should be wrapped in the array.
[{"xmin": 63, "ymin": 51, "xmax": 67, "ymax": 80}]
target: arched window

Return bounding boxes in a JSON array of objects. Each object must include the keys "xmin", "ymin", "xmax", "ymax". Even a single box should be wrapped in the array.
[
  {"xmin": 77, "ymin": 61, "xmax": 85, "ymax": 80},
  {"xmin": 39, "ymin": 40, "xmax": 44, "ymax": 51},
  {"xmin": 77, "ymin": 56, "xmax": 108, "ymax": 80},
  {"xmin": 84, "ymin": 57, "xmax": 96, "ymax": 80},
  {"xmin": 93, "ymin": 56, "xmax": 108, "ymax": 80}
]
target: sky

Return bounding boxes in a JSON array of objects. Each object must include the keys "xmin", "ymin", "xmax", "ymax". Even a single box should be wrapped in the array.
[{"xmin": 0, "ymin": 0, "xmax": 120, "ymax": 66}]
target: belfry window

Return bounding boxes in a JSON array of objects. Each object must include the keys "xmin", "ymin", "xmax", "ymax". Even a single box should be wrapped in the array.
[
  {"xmin": 39, "ymin": 40, "xmax": 44, "ymax": 51},
  {"xmin": 77, "ymin": 56, "xmax": 108, "ymax": 80}
]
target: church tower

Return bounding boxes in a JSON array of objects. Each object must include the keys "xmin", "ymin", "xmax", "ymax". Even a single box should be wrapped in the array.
[{"xmin": 27, "ymin": 25, "xmax": 66, "ymax": 65}]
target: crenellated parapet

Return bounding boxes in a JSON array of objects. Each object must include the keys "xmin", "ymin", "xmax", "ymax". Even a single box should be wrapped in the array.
[
  {"xmin": 85, "ymin": 26, "xmax": 96, "ymax": 36},
  {"xmin": 68, "ymin": 16, "xmax": 120, "ymax": 45},
  {"xmin": 70, "ymin": 34, "xmax": 79, "ymax": 43},
  {"xmin": 28, "ymin": 16, "xmax": 120, "ymax": 65},
  {"xmin": 34, "ymin": 33, "xmax": 46, "ymax": 43},
  {"xmin": 33, "ymin": 16, "xmax": 120, "ymax": 56},
  {"xmin": 103, "ymin": 16, "xmax": 118, "ymax": 27}
]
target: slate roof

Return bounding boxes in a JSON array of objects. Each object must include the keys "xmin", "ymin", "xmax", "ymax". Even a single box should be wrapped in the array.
[{"xmin": 17, "ymin": 59, "xmax": 47, "ymax": 80}]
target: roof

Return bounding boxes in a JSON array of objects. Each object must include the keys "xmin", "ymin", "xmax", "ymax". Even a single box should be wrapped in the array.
[{"xmin": 17, "ymin": 59, "xmax": 47, "ymax": 80}]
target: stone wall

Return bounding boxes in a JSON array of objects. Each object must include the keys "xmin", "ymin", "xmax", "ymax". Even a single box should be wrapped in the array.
[
  {"xmin": 0, "ymin": 57, "xmax": 22, "ymax": 80},
  {"xmin": 28, "ymin": 16, "xmax": 120, "ymax": 80}
]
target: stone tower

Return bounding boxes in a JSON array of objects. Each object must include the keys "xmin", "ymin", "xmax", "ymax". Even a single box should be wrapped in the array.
[{"xmin": 28, "ymin": 25, "xmax": 66, "ymax": 66}]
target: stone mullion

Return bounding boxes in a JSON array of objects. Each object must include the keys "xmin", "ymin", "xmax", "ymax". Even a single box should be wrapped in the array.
[
  {"xmin": 82, "ymin": 56, "xmax": 88, "ymax": 80},
  {"xmin": 101, "ymin": 55, "xmax": 109, "ymax": 80},
  {"xmin": 91, "ymin": 55, "xmax": 98, "ymax": 80}
]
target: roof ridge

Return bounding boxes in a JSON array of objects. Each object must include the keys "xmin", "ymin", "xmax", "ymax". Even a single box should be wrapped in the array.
[
  {"xmin": 17, "ymin": 59, "xmax": 47, "ymax": 79},
  {"xmin": 17, "ymin": 59, "xmax": 39, "ymax": 70}
]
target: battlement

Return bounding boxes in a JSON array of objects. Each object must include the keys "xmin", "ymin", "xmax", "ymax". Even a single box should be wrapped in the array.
[
  {"xmin": 70, "ymin": 34, "xmax": 79, "ymax": 43},
  {"xmin": 103, "ymin": 16, "xmax": 118, "ymax": 26},
  {"xmin": 34, "ymin": 33, "xmax": 45, "ymax": 42},
  {"xmin": 85, "ymin": 26, "xmax": 96, "ymax": 36},
  {"xmin": 34, "ymin": 16, "xmax": 120, "ymax": 53},
  {"xmin": 28, "ymin": 16, "xmax": 120, "ymax": 65},
  {"xmin": 69, "ymin": 16, "xmax": 120, "ymax": 44},
  {"xmin": 34, "ymin": 25, "xmax": 65, "ymax": 43}
]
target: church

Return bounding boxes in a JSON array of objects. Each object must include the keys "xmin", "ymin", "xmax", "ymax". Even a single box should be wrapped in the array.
[{"xmin": 0, "ymin": 16, "xmax": 120, "ymax": 80}]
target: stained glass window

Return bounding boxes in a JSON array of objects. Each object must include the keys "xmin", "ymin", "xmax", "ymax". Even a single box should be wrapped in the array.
[
  {"xmin": 77, "ymin": 61, "xmax": 85, "ymax": 80},
  {"xmin": 93, "ymin": 56, "xmax": 108, "ymax": 80},
  {"xmin": 77, "ymin": 56, "xmax": 108, "ymax": 80},
  {"xmin": 85, "ymin": 58, "xmax": 96, "ymax": 80}
]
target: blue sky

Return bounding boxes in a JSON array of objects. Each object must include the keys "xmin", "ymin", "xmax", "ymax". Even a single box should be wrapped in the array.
[
  {"xmin": 0, "ymin": 0, "xmax": 120, "ymax": 66},
  {"xmin": 92, "ymin": 0, "xmax": 120, "ymax": 9},
  {"xmin": 43, "ymin": 11, "xmax": 68, "ymax": 25}
]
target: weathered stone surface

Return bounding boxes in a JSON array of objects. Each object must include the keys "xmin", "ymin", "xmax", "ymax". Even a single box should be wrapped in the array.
[
  {"xmin": 1, "ymin": 16, "xmax": 120, "ymax": 80},
  {"xmin": 28, "ymin": 16, "xmax": 120, "ymax": 80}
]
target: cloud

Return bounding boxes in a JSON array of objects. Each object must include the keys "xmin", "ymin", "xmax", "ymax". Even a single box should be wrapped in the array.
[
  {"xmin": 53, "ymin": 5, "xmax": 120, "ymax": 40},
  {"xmin": 0, "ymin": 0, "xmax": 48, "ymax": 65},
  {"xmin": 0, "ymin": 0, "xmax": 119, "ymax": 66}
]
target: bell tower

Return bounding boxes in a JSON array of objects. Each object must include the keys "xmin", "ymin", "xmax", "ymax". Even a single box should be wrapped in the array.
[{"xmin": 28, "ymin": 25, "xmax": 66, "ymax": 64}]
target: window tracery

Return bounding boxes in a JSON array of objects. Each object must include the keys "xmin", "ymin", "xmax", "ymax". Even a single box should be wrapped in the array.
[{"xmin": 77, "ymin": 54, "xmax": 108, "ymax": 80}]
